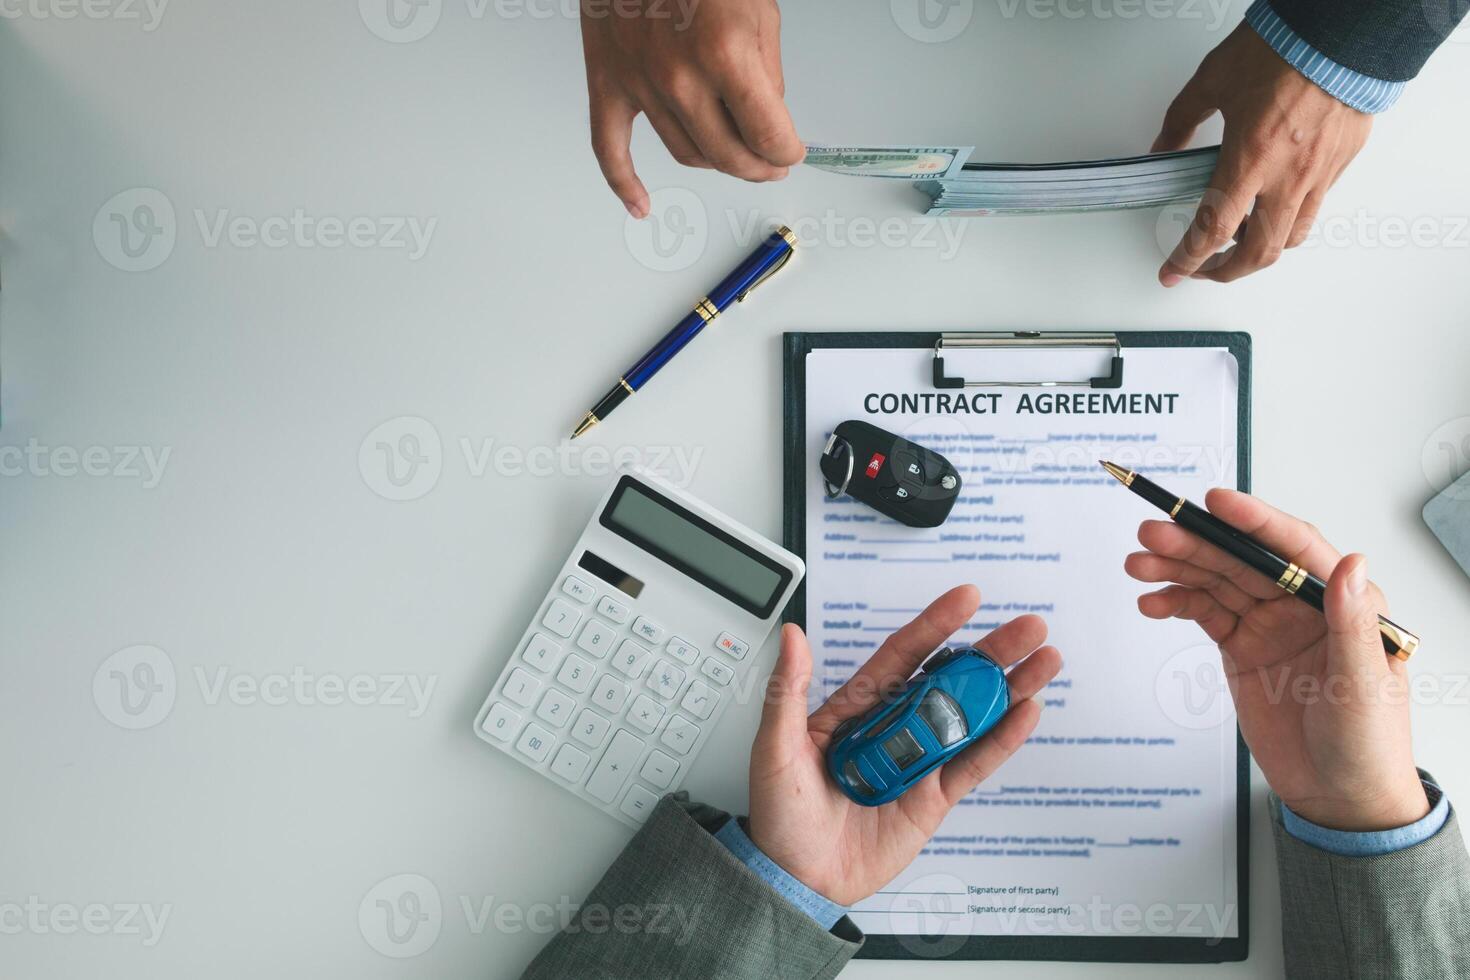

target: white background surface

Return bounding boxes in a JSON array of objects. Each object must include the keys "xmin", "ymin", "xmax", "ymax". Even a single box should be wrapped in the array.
[{"xmin": 1, "ymin": 2, "xmax": 1467, "ymax": 977}]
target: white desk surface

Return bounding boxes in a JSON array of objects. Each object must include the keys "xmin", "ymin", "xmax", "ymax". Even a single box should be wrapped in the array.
[{"xmin": 2, "ymin": 3, "xmax": 1467, "ymax": 977}]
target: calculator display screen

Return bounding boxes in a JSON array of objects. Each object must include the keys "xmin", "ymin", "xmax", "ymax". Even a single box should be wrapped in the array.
[{"xmin": 601, "ymin": 478, "xmax": 792, "ymax": 618}]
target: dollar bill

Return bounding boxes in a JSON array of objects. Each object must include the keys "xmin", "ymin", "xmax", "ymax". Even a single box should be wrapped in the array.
[{"xmin": 802, "ymin": 144, "xmax": 974, "ymax": 180}]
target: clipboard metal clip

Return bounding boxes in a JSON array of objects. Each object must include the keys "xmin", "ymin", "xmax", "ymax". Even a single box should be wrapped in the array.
[{"xmin": 932, "ymin": 331, "xmax": 1124, "ymax": 390}]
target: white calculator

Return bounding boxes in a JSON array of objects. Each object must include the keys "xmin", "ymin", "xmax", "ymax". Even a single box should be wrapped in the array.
[{"xmin": 474, "ymin": 466, "xmax": 805, "ymax": 828}]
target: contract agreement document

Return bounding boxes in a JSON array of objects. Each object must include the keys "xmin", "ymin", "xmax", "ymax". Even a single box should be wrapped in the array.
[{"xmin": 789, "ymin": 335, "xmax": 1247, "ymax": 961}]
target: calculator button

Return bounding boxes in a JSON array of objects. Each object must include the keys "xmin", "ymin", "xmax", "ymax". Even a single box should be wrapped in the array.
[
  {"xmin": 640, "ymin": 750, "xmax": 680, "ymax": 790},
  {"xmin": 480, "ymin": 702, "xmax": 520, "ymax": 742},
  {"xmin": 680, "ymin": 681, "xmax": 719, "ymax": 720},
  {"xmin": 575, "ymin": 619, "xmax": 616, "ymax": 660},
  {"xmin": 536, "ymin": 688, "xmax": 576, "ymax": 730},
  {"xmin": 659, "ymin": 715, "xmax": 701, "ymax": 756},
  {"xmin": 610, "ymin": 639, "xmax": 650, "ymax": 679},
  {"xmin": 515, "ymin": 723, "xmax": 555, "ymax": 763},
  {"xmin": 562, "ymin": 576, "xmax": 595, "ymax": 604},
  {"xmin": 699, "ymin": 658, "xmax": 734, "ymax": 687},
  {"xmin": 586, "ymin": 730, "xmax": 644, "ymax": 804},
  {"xmin": 631, "ymin": 616, "xmax": 665, "ymax": 644},
  {"xmin": 550, "ymin": 744, "xmax": 591, "ymax": 783},
  {"xmin": 591, "ymin": 674, "xmax": 630, "ymax": 714},
  {"xmin": 521, "ymin": 633, "xmax": 561, "ymax": 672},
  {"xmin": 571, "ymin": 708, "xmax": 611, "ymax": 748},
  {"xmin": 620, "ymin": 784, "xmax": 661, "ymax": 823},
  {"xmin": 648, "ymin": 660, "xmax": 686, "ymax": 701},
  {"xmin": 502, "ymin": 668, "xmax": 540, "ymax": 708},
  {"xmin": 714, "ymin": 632, "xmax": 749, "ymax": 661},
  {"xmin": 597, "ymin": 595, "xmax": 630, "ymax": 624},
  {"xmin": 626, "ymin": 694, "xmax": 666, "ymax": 734},
  {"xmin": 665, "ymin": 637, "xmax": 699, "ymax": 666},
  {"xmin": 542, "ymin": 598, "xmax": 582, "ymax": 638},
  {"xmin": 555, "ymin": 654, "xmax": 595, "ymax": 694}
]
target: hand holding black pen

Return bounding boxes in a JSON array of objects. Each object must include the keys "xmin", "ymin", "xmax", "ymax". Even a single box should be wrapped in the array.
[
  {"xmin": 1114, "ymin": 471, "xmax": 1431, "ymax": 834},
  {"xmin": 1103, "ymin": 462, "xmax": 1418, "ymax": 660}
]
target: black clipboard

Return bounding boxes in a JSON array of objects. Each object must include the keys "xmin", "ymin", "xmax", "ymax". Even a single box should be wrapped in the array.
[{"xmin": 782, "ymin": 330, "xmax": 1252, "ymax": 964}]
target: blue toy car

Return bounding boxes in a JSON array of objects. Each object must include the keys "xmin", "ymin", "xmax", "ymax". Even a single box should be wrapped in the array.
[{"xmin": 826, "ymin": 646, "xmax": 1010, "ymax": 806}]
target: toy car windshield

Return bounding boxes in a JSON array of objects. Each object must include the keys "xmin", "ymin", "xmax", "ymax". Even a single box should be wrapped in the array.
[{"xmin": 916, "ymin": 688, "xmax": 966, "ymax": 747}]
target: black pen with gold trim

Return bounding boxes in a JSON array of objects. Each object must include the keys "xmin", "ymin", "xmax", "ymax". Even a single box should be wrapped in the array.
[
  {"xmin": 1100, "ymin": 461, "xmax": 1419, "ymax": 661},
  {"xmin": 570, "ymin": 226, "xmax": 797, "ymax": 439}
]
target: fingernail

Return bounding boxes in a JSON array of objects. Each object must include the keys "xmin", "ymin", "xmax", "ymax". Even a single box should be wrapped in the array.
[
  {"xmin": 1348, "ymin": 559, "xmax": 1368, "ymax": 595},
  {"xmin": 625, "ymin": 200, "xmax": 648, "ymax": 220},
  {"xmin": 1160, "ymin": 271, "xmax": 1182, "ymax": 288}
]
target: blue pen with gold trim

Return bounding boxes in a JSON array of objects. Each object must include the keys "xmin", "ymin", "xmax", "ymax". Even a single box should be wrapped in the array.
[{"xmin": 571, "ymin": 226, "xmax": 797, "ymax": 439}]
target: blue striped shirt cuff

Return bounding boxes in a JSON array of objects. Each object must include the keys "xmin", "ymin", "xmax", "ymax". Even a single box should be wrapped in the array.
[
  {"xmin": 713, "ymin": 818, "xmax": 849, "ymax": 930},
  {"xmin": 1283, "ymin": 779, "xmax": 1450, "ymax": 857},
  {"xmin": 1245, "ymin": 1, "xmax": 1406, "ymax": 113}
]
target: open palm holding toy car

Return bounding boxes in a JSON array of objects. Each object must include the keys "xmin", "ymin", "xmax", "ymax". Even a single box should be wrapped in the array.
[{"xmin": 744, "ymin": 586, "xmax": 1062, "ymax": 906}]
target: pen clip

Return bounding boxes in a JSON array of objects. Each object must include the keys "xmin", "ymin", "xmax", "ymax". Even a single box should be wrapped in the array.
[{"xmin": 735, "ymin": 241, "xmax": 794, "ymax": 304}]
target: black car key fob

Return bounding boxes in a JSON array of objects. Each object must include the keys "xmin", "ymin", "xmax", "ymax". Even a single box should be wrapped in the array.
[{"xmin": 819, "ymin": 420, "xmax": 961, "ymax": 528}]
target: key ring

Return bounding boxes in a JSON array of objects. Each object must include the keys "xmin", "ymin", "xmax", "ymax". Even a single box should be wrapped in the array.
[{"xmin": 821, "ymin": 432, "xmax": 854, "ymax": 500}]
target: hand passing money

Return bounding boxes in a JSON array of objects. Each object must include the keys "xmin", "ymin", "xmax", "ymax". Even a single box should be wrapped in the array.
[
  {"xmin": 580, "ymin": 0, "xmax": 801, "ymax": 219},
  {"xmin": 575, "ymin": 0, "xmax": 1208, "ymax": 217},
  {"xmin": 576, "ymin": 0, "xmax": 1384, "ymax": 284}
]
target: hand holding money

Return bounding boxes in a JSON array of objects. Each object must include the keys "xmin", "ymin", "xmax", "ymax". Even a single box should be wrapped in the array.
[
  {"xmin": 1153, "ymin": 23, "xmax": 1374, "ymax": 285},
  {"xmin": 579, "ymin": 0, "xmax": 803, "ymax": 218}
]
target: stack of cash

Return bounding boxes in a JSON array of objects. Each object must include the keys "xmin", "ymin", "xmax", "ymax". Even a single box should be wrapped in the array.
[
  {"xmin": 921, "ymin": 147, "xmax": 1220, "ymax": 216},
  {"xmin": 804, "ymin": 144, "xmax": 1219, "ymax": 216}
]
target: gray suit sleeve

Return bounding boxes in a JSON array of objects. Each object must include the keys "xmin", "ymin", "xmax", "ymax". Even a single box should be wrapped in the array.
[
  {"xmin": 1272, "ymin": 774, "xmax": 1470, "ymax": 979},
  {"xmin": 521, "ymin": 794, "xmax": 863, "ymax": 980},
  {"xmin": 1266, "ymin": 0, "xmax": 1468, "ymax": 81}
]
